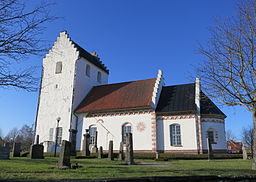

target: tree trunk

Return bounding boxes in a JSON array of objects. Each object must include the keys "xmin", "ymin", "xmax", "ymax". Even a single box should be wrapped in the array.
[{"xmin": 252, "ymin": 108, "xmax": 256, "ymax": 169}]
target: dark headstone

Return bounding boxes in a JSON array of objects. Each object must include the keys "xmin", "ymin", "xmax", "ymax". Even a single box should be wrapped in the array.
[
  {"xmin": 125, "ymin": 133, "xmax": 134, "ymax": 165},
  {"xmin": 0, "ymin": 143, "xmax": 10, "ymax": 159},
  {"xmin": 30, "ymin": 144, "xmax": 44, "ymax": 159},
  {"xmin": 108, "ymin": 140, "xmax": 114, "ymax": 160},
  {"xmin": 98, "ymin": 146, "xmax": 103, "ymax": 159},
  {"xmin": 69, "ymin": 129, "xmax": 77, "ymax": 156},
  {"xmin": 82, "ymin": 129, "xmax": 90, "ymax": 156},
  {"xmin": 12, "ymin": 142, "xmax": 21, "ymax": 157},
  {"xmin": 58, "ymin": 140, "xmax": 71, "ymax": 169},
  {"xmin": 118, "ymin": 142, "xmax": 124, "ymax": 160},
  {"xmin": 207, "ymin": 137, "xmax": 213, "ymax": 161},
  {"xmin": 36, "ymin": 135, "xmax": 39, "ymax": 144},
  {"xmin": 242, "ymin": 145, "xmax": 248, "ymax": 160}
]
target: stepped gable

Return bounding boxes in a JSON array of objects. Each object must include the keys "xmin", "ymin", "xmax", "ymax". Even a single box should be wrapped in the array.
[{"xmin": 76, "ymin": 78, "xmax": 157, "ymax": 113}]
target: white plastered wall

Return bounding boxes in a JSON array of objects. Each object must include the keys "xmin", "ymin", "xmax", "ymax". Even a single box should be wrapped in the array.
[
  {"xmin": 157, "ymin": 116, "xmax": 198, "ymax": 152},
  {"xmin": 76, "ymin": 112, "xmax": 154, "ymax": 151},
  {"xmin": 36, "ymin": 32, "xmax": 79, "ymax": 151},
  {"xmin": 201, "ymin": 118, "xmax": 226, "ymax": 150}
]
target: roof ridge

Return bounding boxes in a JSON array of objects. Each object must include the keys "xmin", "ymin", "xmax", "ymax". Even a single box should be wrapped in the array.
[{"xmin": 92, "ymin": 78, "xmax": 157, "ymax": 88}]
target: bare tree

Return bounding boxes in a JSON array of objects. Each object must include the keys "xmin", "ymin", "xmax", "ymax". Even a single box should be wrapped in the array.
[
  {"xmin": 16, "ymin": 124, "xmax": 34, "ymax": 151},
  {"xmin": 4, "ymin": 127, "xmax": 19, "ymax": 142},
  {"xmin": 226, "ymin": 129, "xmax": 237, "ymax": 141},
  {"xmin": 242, "ymin": 125, "xmax": 254, "ymax": 156},
  {"xmin": 196, "ymin": 0, "xmax": 256, "ymax": 169},
  {"xmin": 0, "ymin": 0, "xmax": 57, "ymax": 91}
]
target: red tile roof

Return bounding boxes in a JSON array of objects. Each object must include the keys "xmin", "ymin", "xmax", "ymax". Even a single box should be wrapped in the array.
[{"xmin": 76, "ymin": 78, "xmax": 156, "ymax": 113}]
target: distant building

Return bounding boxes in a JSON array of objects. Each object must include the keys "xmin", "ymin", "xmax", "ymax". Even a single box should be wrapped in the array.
[
  {"xmin": 34, "ymin": 31, "xmax": 227, "ymax": 154},
  {"xmin": 227, "ymin": 140, "xmax": 242, "ymax": 153}
]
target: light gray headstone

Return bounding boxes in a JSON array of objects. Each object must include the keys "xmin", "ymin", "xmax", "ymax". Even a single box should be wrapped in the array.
[
  {"xmin": 119, "ymin": 142, "xmax": 124, "ymax": 160},
  {"xmin": 125, "ymin": 133, "xmax": 134, "ymax": 165},
  {"xmin": 242, "ymin": 145, "xmax": 248, "ymax": 160}
]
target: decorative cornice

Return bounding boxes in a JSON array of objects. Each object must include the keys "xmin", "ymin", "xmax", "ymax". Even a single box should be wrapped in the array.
[
  {"xmin": 86, "ymin": 109, "xmax": 154, "ymax": 118},
  {"xmin": 157, "ymin": 114, "xmax": 195, "ymax": 120},
  {"xmin": 201, "ymin": 118, "xmax": 224, "ymax": 124}
]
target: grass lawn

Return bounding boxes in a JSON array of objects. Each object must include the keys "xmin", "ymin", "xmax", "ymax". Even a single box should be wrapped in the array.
[{"xmin": 0, "ymin": 157, "xmax": 255, "ymax": 181}]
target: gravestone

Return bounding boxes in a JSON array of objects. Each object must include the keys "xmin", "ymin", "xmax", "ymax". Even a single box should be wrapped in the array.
[
  {"xmin": 58, "ymin": 140, "xmax": 71, "ymax": 169},
  {"xmin": 0, "ymin": 143, "xmax": 10, "ymax": 159},
  {"xmin": 108, "ymin": 140, "xmax": 114, "ymax": 160},
  {"xmin": 69, "ymin": 129, "xmax": 77, "ymax": 156},
  {"xmin": 118, "ymin": 142, "xmax": 124, "ymax": 160},
  {"xmin": 155, "ymin": 151, "xmax": 159, "ymax": 160},
  {"xmin": 207, "ymin": 137, "xmax": 213, "ymax": 161},
  {"xmin": 125, "ymin": 133, "xmax": 134, "ymax": 165},
  {"xmin": 82, "ymin": 129, "xmax": 90, "ymax": 156},
  {"xmin": 12, "ymin": 142, "xmax": 21, "ymax": 157},
  {"xmin": 98, "ymin": 146, "xmax": 103, "ymax": 159},
  {"xmin": 242, "ymin": 145, "xmax": 248, "ymax": 160},
  {"xmin": 30, "ymin": 135, "xmax": 44, "ymax": 159}
]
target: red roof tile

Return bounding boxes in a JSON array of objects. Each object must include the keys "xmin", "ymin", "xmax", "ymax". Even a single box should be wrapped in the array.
[{"xmin": 76, "ymin": 78, "xmax": 156, "ymax": 113}]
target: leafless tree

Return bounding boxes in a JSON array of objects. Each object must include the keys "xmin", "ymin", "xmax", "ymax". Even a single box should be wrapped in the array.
[
  {"xmin": 16, "ymin": 124, "xmax": 34, "ymax": 151},
  {"xmin": 226, "ymin": 129, "xmax": 237, "ymax": 141},
  {"xmin": 242, "ymin": 125, "xmax": 254, "ymax": 156},
  {"xmin": 0, "ymin": 0, "xmax": 57, "ymax": 91},
  {"xmin": 4, "ymin": 127, "xmax": 19, "ymax": 142},
  {"xmin": 196, "ymin": 0, "xmax": 256, "ymax": 169}
]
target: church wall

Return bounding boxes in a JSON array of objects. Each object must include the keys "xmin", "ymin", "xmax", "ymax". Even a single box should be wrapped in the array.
[
  {"xmin": 201, "ymin": 118, "xmax": 226, "ymax": 152},
  {"xmin": 70, "ymin": 57, "xmax": 109, "ymax": 130},
  {"xmin": 157, "ymin": 115, "xmax": 198, "ymax": 153},
  {"xmin": 35, "ymin": 32, "xmax": 79, "ymax": 151},
  {"xmin": 77, "ymin": 111, "xmax": 155, "ymax": 152}
]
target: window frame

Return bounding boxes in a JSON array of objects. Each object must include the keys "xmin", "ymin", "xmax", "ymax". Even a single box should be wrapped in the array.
[
  {"xmin": 89, "ymin": 125, "xmax": 97, "ymax": 145},
  {"xmin": 55, "ymin": 61, "xmax": 62, "ymax": 74},
  {"xmin": 86, "ymin": 64, "xmax": 90, "ymax": 77},
  {"xmin": 170, "ymin": 124, "xmax": 182, "ymax": 146},
  {"xmin": 122, "ymin": 123, "xmax": 132, "ymax": 144},
  {"xmin": 97, "ymin": 71, "xmax": 102, "ymax": 83}
]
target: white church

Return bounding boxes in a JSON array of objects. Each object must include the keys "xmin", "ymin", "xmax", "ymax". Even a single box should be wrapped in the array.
[{"xmin": 34, "ymin": 31, "xmax": 227, "ymax": 154}]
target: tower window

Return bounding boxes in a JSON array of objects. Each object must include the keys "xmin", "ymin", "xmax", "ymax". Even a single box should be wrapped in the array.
[
  {"xmin": 97, "ymin": 71, "xmax": 102, "ymax": 83},
  {"xmin": 86, "ymin": 64, "xmax": 90, "ymax": 77},
  {"xmin": 55, "ymin": 62, "xmax": 62, "ymax": 74},
  {"xmin": 170, "ymin": 124, "xmax": 181, "ymax": 146}
]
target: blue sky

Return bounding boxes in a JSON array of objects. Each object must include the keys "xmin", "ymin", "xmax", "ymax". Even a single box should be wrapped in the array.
[{"xmin": 0, "ymin": 0, "xmax": 252, "ymax": 139}]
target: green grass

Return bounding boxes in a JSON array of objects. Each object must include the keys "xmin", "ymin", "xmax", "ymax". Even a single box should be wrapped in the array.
[{"xmin": 0, "ymin": 157, "xmax": 255, "ymax": 181}]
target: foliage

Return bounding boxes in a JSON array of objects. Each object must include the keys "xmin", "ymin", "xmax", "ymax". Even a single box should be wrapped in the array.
[
  {"xmin": 0, "ymin": 0, "xmax": 57, "ymax": 91},
  {"xmin": 0, "ymin": 158, "xmax": 254, "ymax": 180},
  {"xmin": 196, "ymin": 0, "xmax": 256, "ymax": 169},
  {"xmin": 242, "ymin": 125, "xmax": 254, "ymax": 156}
]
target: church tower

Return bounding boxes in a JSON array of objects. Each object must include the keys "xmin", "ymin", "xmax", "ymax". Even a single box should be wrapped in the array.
[{"xmin": 34, "ymin": 31, "xmax": 109, "ymax": 152}]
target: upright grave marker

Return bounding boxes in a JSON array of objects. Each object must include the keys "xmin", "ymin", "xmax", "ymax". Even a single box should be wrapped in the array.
[
  {"xmin": 242, "ymin": 145, "xmax": 248, "ymax": 160},
  {"xmin": 82, "ymin": 129, "xmax": 90, "ymax": 157},
  {"xmin": 207, "ymin": 137, "xmax": 213, "ymax": 161},
  {"xmin": 98, "ymin": 146, "xmax": 103, "ymax": 159},
  {"xmin": 125, "ymin": 133, "xmax": 134, "ymax": 165},
  {"xmin": 119, "ymin": 142, "xmax": 124, "ymax": 160},
  {"xmin": 12, "ymin": 142, "xmax": 21, "ymax": 157},
  {"xmin": 108, "ymin": 140, "xmax": 114, "ymax": 160},
  {"xmin": 0, "ymin": 143, "xmax": 10, "ymax": 159},
  {"xmin": 58, "ymin": 140, "xmax": 71, "ymax": 169},
  {"xmin": 30, "ymin": 135, "xmax": 44, "ymax": 159}
]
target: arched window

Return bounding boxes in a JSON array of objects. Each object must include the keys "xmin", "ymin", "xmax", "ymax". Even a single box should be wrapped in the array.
[
  {"xmin": 122, "ymin": 123, "xmax": 132, "ymax": 144},
  {"xmin": 86, "ymin": 64, "xmax": 90, "ymax": 77},
  {"xmin": 170, "ymin": 124, "xmax": 181, "ymax": 146},
  {"xmin": 55, "ymin": 61, "xmax": 62, "ymax": 74},
  {"xmin": 89, "ymin": 125, "xmax": 97, "ymax": 145},
  {"xmin": 97, "ymin": 71, "xmax": 102, "ymax": 83},
  {"xmin": 207, "ymin": 128, "xmax": 215, "ymax": 144}
]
